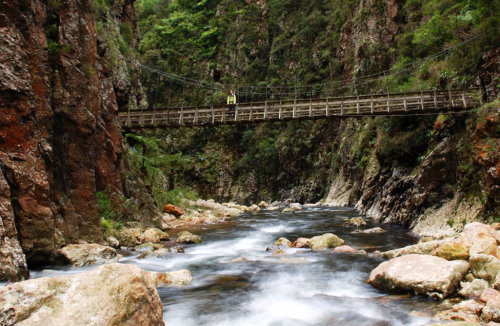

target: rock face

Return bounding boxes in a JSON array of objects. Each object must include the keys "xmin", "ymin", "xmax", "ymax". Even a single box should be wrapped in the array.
[
  {"xmin": 0, "ymin": 170, "xmax": 28, "ymax": 281},
  {"xmin": 309, "ymin": 233, "xmax": 344, "ymax": 251},
  {"xmin": 58, "ymin": 244, "xmax": 119, "ymax": 266},
  {"xmin": 0, "ymin": 0, "xmax": 158, "ymax": 279},
  {"xmin": 368, "ymin": 254, "xmax": 470, "ymax": 299},
  {"xmin": 0, "ymin": 263, "xmax": 164, "ymax": 326}
]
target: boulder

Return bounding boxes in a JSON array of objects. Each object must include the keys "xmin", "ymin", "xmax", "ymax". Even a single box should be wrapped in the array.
[
  {"xmin": 368, "ymin": 254, "xmax": 470, "ymax": 299},
  {"xmin": 432, "ymin": 239, "xmax": 470, "ymax": 261},
  {"xmin": 281, "ymin": 207, "xmax": 295, "ymax": 213},
  {"xmin": 163, "ymin": 204, "xmax": 184, "ymax": 218},
  {"xmin": 469, "ymin": 254, "xmax": 500, "ymax": 284},
  {"xmin": 176, "ymin": 231, "xmax": 202, "ymax": 244},
  {"xmin": 292, "ymin": 237, "xmax": 311, "ymax": 248},
  {"xmin": 459, "ymin": 279, "xmax": 490, "ymax": 299},
  {"xmin": 463, "ymin": 223, "xmax": 498, "ymax": 257},
  {"xmin": 193, "ymin": 199, "xmax": 242, "ymax": 217},
  {"xmin": 266, "ymin": 206, "xmax": 280, "ymax": 211},
  {"xmin": 309, "ymin": 233, "xmax": 344, "ymax": 251},
  {"xmin": 345, "ymin": 217, "xmax": 367, "ymax": 227},
  {"xmin": 274, "ymin": 237, "xmax": 293, "ymax": 247},
  {"xmin": 58, "ymin": 244, "xmax": 119, "ymax": 267},
  {"xmin": 382, "ymin": 240, "xmax": 442, "ymax": 259},
  {"xmin": 153, "ymin": 269, "xmax": 192, "ymax": 287},
  {"xmin": 494, "ymin": 272, "xmax": 500, "ymax": 290},
  {"xmin": 303, "ymin": 203, "xmax": 317, "ymax": 208},
  {"xmin": 138, "ymin": 228, "xmax": 169, "ymax": 244},
  {"xmin": 0, "ymin": 264, "xmax": 164, "ymax": 326},
  {"xmin": 289, "ymin": 204, "xmax": 302, "ymax": 212},
  {"xmin": 106, "ymin": 236, "xmax": 120, "ymax": 249}
]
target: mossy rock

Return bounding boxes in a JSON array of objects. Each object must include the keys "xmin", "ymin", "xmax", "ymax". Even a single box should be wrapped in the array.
[{"xmin": 309, "ymin": 233, "xmax": 344, "ymax": 251}]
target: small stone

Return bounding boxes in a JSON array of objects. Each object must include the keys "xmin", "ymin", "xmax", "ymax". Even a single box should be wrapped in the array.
[
  {"xmin": 274, "ymin": 237, "xmax": 293, "ymax": 247},
  {"xmin": 106, "ymin": 236, "xmax": 120, "ymax": 248},
  {"xmin": 459, "ymin": 279, "xmax": 489, "ymax": 299},
  {"xmin": 163, "ymin": 204, "xmax": 184, "ymax": 218},
  {"xmin": 154, "ymin": 269, "xmax": 192, "ymax": 287},
  {"xmin": 333, "ymin": 245, "xmax": 361, "ymax": 253},
  {"xmin": 258, "ymin": 201, "xmax": 268, "ymax": 207},
  {"xmin": 345, "ymin": 217, "xmax": 367, "ymax": 227},
  {"xmin": 176, "ymin": 231, "xmax": 202, "ymax": 244},
  {"xmin": 292, "ymin": 237, "xmax": 310, "ymax": 248},
  {"xmin": 353, "ymin": 227, "xmax": 386, "ymax": 234}
]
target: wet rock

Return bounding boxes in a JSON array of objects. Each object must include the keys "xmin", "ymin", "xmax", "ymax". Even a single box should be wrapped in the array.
[
  {"xmin": 138, "ymin": 228, "xmax": 169, "ymax": 244},
  {"xmin": 459, "ymin": 279, "xmax": 489, "ymax": 299},
  {"xmin": 423, "ymin": 323, "xmax": 481, "ymax": 326},
  {"xmin": 353, "ymin": 227, "xmax": 386, "ymax": 234},
  {"xmin": 274, "ymin": 237, "xmax": 293, "ymax": 247},
  {"xmin": 106, "ymin": 236, "xmax": 120, "ymax": 249},
  {"xmin": 303, "ymin": 203, "xmax": 317, "ymax": 208},
  {"xmin": 266, "ymin": 206, "xmax": 280, "ymax": 211},
  {"xmin": 153, "ymin": 269, "xmax": 192, "ymax": 287},
  {"xmin": 163, "ymin": 204, "xmax": 184, "ymax": 218},
  {"xmin": 135, "ymin": 242, "xmax": 164, "ymax": 252},
  {"xmin": 368, "ymin": 254, "xmax": 470, "ymax": 299},
  {"xmin": 58, "ymin": 244, "xmax": 119, "ymax": 267},
  {"xmin": 289, "ymin": 204, "xmax": 302, "ymax": 211},
  {"xmin": 0, "ymin": 264, "xmax": 164, "ymax": 326},
  {"xmin": 469, "ymin": 254, "xmax": 500, "ymax": 284},
  {"xmin": 281, "ymin": 207, "xmax": 295, "ymax": 213},
  {"xmin": 292, "ymin": 237, "xmax": 311, "ymax": 248},
  {"xmin": 193, "ymin": 199, "xmax": 242, "ymax": 216},
  {"xmin": 494, "ymin": 272, "xmax": 500, "ymax": 290},
  {"xmin": 333, "ymin": 245, "xmax": 363, "ymax": 254},
  {"xmin": 432, "ymin": 239, "xmax": 470, "ymax": 261},
  {"xmin": 345, "ymin": 217, "xmax": 367, "ymax": 227},
  {"xmin": 176, "ymin": 231, "xmax": 202, "ymax": 244},
  {"xmin": 258, "ymin": 201, "xmax": 268, "ymax": 207},
  {"xmin": 309, "ymin": 233, "xmax": 344, "ymax": 251},
  {"xmin": 382, "ymin": 240, "xmax": 441, "ymax": 259}
]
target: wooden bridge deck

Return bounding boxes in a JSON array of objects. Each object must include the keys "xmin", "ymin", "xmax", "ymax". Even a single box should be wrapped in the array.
[{"xmin": 119, "ymin": 88, "xmax": 480, "ymax": 128}]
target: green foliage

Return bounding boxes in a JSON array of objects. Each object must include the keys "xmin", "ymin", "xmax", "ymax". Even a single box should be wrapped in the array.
[
  {"xmin": 96, "ymin": 191, "xmax": 115, "ymax": 220},
  {"xmin": 154, "ymin": 187, "xmax": 198, "ymax": 207}
]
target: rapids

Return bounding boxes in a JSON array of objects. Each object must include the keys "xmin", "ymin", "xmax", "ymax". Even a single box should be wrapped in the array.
[{"xmin": 30, "ymin": 207, "xmax": 445, "ymax": 325}]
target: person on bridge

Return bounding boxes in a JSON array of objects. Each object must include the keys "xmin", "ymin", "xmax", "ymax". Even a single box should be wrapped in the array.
[{"xmin": 227, "ymin": 89, "xmax": 237, "ymax": 117}]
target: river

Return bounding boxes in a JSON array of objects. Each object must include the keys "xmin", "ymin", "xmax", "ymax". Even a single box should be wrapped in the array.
[{"xmin": 31, "ymin": 206, "xmax": 444, "ymax": 325}]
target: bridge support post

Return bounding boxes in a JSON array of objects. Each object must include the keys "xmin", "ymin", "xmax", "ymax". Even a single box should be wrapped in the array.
[
  {"xmin": 341, "ymin": 96, "xmax": 344, "ymax": 115},
  {"xmin": 448, "ymin": 89, "xmax": 455, "ymax": 108},
  {"xmin": 420, "ymin": 91, "xmax": 424, "ymax": 110},
  {"xmin": 235, "ymin": 106, "xmax": 239, "ymax": 122},
  {"xmin": 403, "ymin": 93, "xmax": 407, "ymax": 111},
  {"xmin": 386, "ymin": 93, "xmax": 390, "ymax": 112},
  {"xmin": 370, "ymin": 95, "xmax": 374, "ymax": 114},
  {"xmin": 433, "ymin": 89, "xmax": 438, "ymax": 110},
  {"xmin": 462, "ymin": 88, "xmax": 467, "ymax": 107},
  {"xmin": 356, "ymin": 95, "xmax": 360, "ymax": 114},
  {"xmin": 211, "ymin": 106, "xmax": 215, "ymax": 124},
  {"xmin": 326, "ymin": 96, "xmax": 329, "ymax": 117}
]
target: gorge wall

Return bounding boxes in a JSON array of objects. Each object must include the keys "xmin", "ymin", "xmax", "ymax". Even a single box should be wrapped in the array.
[{"xmin": 0, "ymin": 0, "xmax": 159, "ymax": 281}]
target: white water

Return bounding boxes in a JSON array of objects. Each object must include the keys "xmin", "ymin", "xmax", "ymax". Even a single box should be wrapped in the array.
[{"xmin": 30, "ymin": 207, "xmax": 441, "ymax": 325}]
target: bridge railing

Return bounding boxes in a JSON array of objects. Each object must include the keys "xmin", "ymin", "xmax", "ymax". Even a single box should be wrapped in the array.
[{"xmin": 119, "ymin": 88, "xmax": 480, "ymax": 128}]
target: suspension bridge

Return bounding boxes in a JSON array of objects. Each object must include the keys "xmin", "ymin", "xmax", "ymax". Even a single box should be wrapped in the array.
[
  {"xmin": 119, "ymin": 88, "xmax": 480, "ymax": 128},
  {"xmin": 118, "ymin": 33, "xmax": 489, "ymax": 129}
]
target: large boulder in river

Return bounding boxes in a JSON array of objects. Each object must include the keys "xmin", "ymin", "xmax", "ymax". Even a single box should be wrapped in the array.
[
  {"xmin": 309, "ymin": 233, "xmax": 344, "ymax": 251},
  {"xmin": 0, "ymin": 263, "xmax": 164, "ymax": 326},
  {"xmin": 368, "ymin": 254, "xmax": 470, "ymax": 299},
  {"xmin": 176, "ymin": 231, "xmax": 202, "ymax": 244},
  {"xmin": 58, "ymin": 243, "xmax": 119, "ymax": 266}
]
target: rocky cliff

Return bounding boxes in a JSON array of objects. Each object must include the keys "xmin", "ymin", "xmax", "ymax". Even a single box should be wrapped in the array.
[{"xmin": 0, "ymin": 0, "xmax": 158, "ymax": 281}]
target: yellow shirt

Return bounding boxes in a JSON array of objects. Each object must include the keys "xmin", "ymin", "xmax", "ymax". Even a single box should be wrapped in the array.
[{"xmin": 227, "ymin": 94, "xmax": 237, "ymax": 104}]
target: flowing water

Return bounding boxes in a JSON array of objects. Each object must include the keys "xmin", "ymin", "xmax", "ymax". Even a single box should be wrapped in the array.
[{"xmin": 30, "ymin": 207, "xmax": 445, "ymax": 325}]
